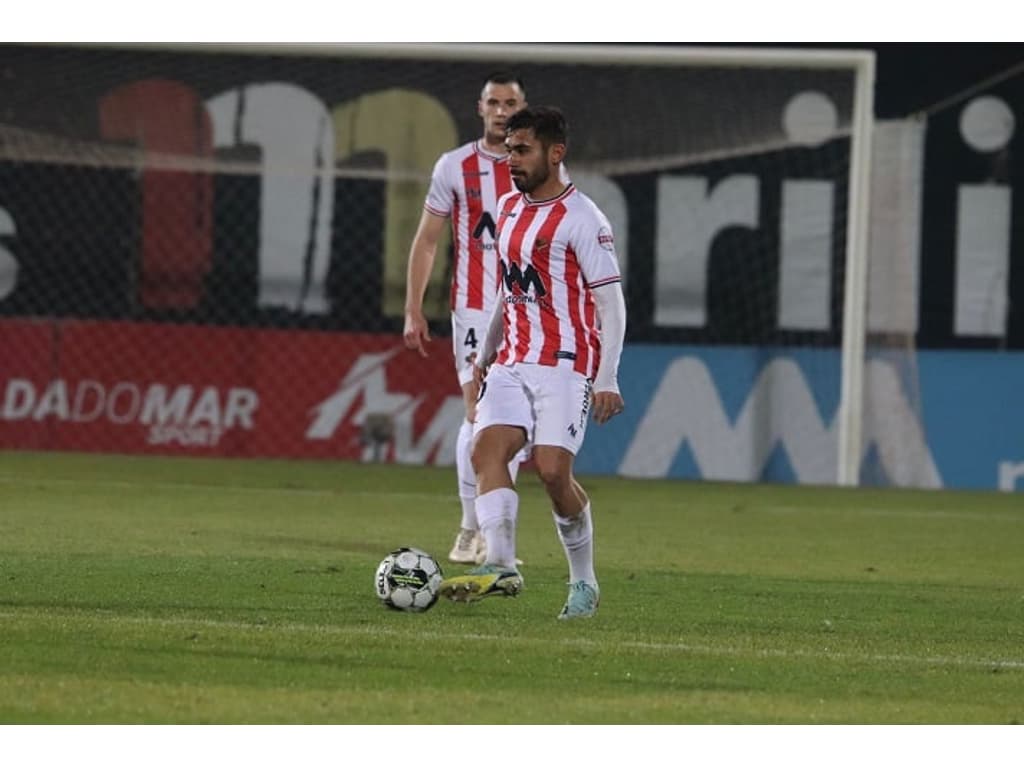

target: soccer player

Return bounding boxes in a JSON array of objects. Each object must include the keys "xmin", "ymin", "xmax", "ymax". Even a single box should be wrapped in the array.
[
  {"xmin": 439, "ymin": 106, "xmax": 627, "ymax": 619},
  {"xmin": 402, "ymin": 72, "xmax": 529, "ymax": 566}
]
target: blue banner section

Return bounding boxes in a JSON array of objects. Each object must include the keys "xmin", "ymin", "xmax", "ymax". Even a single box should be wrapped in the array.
[
  {"xmin": 918, "ymin": 352, "xmax": 1024, "ymax": 491},
  {"xmin": 575, "ymin": 345, "xmax": 1023, "ymax": 492}
]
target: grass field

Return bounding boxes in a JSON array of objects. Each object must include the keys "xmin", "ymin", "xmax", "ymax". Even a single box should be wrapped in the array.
[{"xmin": 1, "ymin": 450, "xmax": 1021, "ymax": 725}]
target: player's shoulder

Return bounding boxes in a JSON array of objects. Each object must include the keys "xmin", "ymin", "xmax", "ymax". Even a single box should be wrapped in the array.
[
  {"xmin": 563, "ymin": 186, "xmax": 615, "ymax": 252},
  {"xmin": 566, "ymin": 185, "xmax": 611, "ymax": 224},
  {"xmin": 436, "ymin": 140, "xmax": 480, "ymax": 166}
]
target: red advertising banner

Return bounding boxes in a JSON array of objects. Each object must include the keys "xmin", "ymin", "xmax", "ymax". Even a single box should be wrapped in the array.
[{"xmin": 1, "ymin": 319, "xmax": 464, "ymax": 463}]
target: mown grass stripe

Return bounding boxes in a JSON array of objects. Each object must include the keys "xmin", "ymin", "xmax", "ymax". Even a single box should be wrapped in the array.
[{"xmin": 3, "ymin": 608, "xmax": 1020, "ymax": 671}]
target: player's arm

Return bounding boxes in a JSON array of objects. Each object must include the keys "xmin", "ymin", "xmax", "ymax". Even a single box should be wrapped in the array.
[
  {"xmin": 403, "ymin": 208, "xmax": 447, "ymax": 357},
  {"xmin": 590, "ymin": 280, "xmax": 627, "ymax": 424}
]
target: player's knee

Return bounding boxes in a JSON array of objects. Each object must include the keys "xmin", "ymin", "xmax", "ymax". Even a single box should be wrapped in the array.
[{"xmin": 534, "ymin": 462, "xmax": 570, "ymax": 494}]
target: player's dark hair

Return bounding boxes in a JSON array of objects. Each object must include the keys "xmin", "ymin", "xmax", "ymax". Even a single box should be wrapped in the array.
[
  {"xmin": 483, "ymin": 70, "xmax": 526, "ymax": 95},
  {"xmin": 505, "ymin": 106, "xmax": 568, "ymax": 149}
]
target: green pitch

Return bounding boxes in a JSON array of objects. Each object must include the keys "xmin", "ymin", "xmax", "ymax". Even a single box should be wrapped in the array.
[{"xmin": 1, "ymin": 451, "xmax": 1021, "ymax": 724}]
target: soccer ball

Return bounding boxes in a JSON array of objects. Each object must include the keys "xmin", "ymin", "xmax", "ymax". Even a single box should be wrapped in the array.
[{"xmin": 374, "ymin": 547, "xmax": 443, "ymax": 612}]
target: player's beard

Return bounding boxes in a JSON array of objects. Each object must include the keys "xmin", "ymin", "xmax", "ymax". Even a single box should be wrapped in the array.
[{"xmin": 512, "ymin": 163, "xmax": 549, "ymax": 194}]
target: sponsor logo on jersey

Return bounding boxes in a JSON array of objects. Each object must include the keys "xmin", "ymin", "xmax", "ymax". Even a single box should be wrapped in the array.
[{"xmin": 501, "ymin": 261, "xmax": 547, "ymax": 297}]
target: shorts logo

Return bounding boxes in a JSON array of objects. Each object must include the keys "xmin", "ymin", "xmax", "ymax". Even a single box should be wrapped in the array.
[{"xmin": 567, "ymin": 423, "xmax": 578, "ymax": 437}]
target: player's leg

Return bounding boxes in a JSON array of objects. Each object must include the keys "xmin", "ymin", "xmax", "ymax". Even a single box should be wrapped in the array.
[
  {"xmin": 473, "ymin": 423, "xmax": 527, "ymax": 569},
  {"xmin": 534, "ymin": 446, "xmax": 599, "ymax": 618},
  {"xmin": 481, "ymin": 445, "xmax": 528, "ymax": 565},
  {"xmin": 449, "ymin": 383, "xmax": 483, "ymax": 563},
  {"xmin": 448, "ymin": 311, "xmax": 486, "ymax": 564},
  {"xmin": 459, "ymin": 384, "xmax": 526, "ymax": 566},
  {"xmin": 474, "ymin": 430, "xmax": 528, "ymax": 565},
  {"xmin": 440, "ymin": 364, "xmax": 529, "ymax": 602},
  {"xmin": 450, "ymin": 324, "xmax": 523, "ymax": 565},
  {"xmin": 529, "ymin": 367, "xmax": 600, "ymax": 619},
  {"xmin": 441, "ymin": 422, "xmax": 527, "ymax": 601}
]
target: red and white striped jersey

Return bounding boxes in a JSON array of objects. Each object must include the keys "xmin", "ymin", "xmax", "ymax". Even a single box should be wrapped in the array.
[
  {"xmin": 424, "ymin": 140, "xmax": 513, "ymax": 313},
  {"xmin": 493, "ymin": 182, "xmax": 621, "ymax": 379}
]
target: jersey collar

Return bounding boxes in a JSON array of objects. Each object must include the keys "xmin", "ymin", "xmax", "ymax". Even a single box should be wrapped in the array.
[
  {"xmin": 524, "ymin": 182, "xmax": 575, "ymax": 207},
  {"xmin": 474, "ymin": 140, "xmax": 509, "ymax": 162}
]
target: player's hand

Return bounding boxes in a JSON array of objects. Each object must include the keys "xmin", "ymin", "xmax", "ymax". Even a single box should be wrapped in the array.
[
  {"xmin": 403, "ymin": 309, "xmax": 430, "ymax": 357},
  {"xmin": 469, "ymin": 353, "xmax": 487, "ymax": 387},
  {"xmin": 591, "ymin": 390, "xmax": 624, "ymax": 425}
]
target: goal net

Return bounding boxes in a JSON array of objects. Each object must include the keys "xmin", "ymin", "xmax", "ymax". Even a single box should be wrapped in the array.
[{"xmin": 0, "ymin": 42, "xmax": 935, "ymax": 486}]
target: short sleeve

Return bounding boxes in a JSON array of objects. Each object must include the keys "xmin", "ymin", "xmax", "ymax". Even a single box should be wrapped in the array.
[
  {"xmin": 423, "ymin": 152, "xmax": 453, "ymax": 218},
  {"xmin": 573, "ymin": 199, "xmax": 621, "ymax": 289}
]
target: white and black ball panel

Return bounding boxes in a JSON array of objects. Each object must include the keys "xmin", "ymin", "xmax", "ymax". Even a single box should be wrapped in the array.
[{"xmin": 374, "ymin": 547, "xmax": 443, "ymax": 613}]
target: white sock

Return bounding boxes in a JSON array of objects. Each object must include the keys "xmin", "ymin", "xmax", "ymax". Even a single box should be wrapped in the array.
[
  {"xmin": 553, "ymin": 503, "xmax": 596, "ymax": 585},
  {"xmin": 476, "ymin": 488, "xmax": 518, "ymax": 568},
  {"xmin": 456, "ymin": 418, "xmax": 478, "ymax": 530},
  {"xmin": 459, "ymin": 498, "xmax": 477, "ymax": 532}
]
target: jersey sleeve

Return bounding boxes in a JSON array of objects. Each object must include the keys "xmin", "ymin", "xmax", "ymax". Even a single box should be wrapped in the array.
[
  {"xmin": 423, "ymin": 152, "xmax": 454, "ymax": 218},
  {"xmin": 573, "ymin": 200, "xmax": 621, "ymax": 289}
]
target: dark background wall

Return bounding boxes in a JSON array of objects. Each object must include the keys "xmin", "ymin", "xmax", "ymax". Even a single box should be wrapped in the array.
[
  {"xmin": 720, "ymin": 42, "xmax": 1022, "ymax": 117},
  {"xmin": 1, "ymin": 42, "xmax": 1021, "ymax": 347}
]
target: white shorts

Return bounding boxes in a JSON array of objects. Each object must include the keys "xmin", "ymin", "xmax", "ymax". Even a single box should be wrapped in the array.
[
  {"xmin": 474, "ymin": 362, "xmax": 592, "ymax": 455},
  {"xmin": 451, "ymin": 309, "xmax": 490, "ymax": 387}
]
